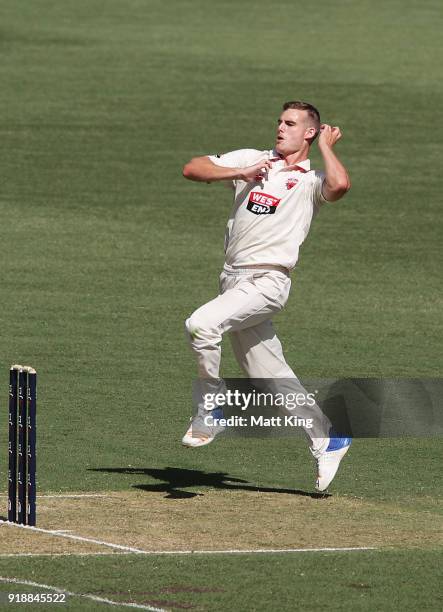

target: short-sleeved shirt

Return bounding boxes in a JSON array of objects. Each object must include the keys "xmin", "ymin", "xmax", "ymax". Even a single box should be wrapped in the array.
[{"xmin": 209, "ymin": 148, "xmax": 327, "ymax": 271}]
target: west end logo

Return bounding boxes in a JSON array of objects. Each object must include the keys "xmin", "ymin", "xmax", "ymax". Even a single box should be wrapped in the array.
[{"xmin": 247, "ymin": 192, "xmax": 281, "ymax": 215}]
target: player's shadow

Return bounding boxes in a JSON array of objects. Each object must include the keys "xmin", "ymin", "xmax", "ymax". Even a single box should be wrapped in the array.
[{"xmin": 89, "ymin": 466, "xmax": 330, "ymax": 499}]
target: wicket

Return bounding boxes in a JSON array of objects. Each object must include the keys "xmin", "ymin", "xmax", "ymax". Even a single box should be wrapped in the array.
[{"xmin": 8, "ymin": 365, "xmax": 37, "ymax": 526}]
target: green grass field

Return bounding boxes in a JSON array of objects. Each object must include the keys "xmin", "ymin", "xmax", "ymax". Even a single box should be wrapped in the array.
[{"xmin": 0, "ymin": 0, "xmax": 441, "ymax": 610}]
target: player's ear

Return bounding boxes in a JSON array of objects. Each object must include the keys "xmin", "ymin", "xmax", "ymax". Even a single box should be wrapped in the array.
[{"xmin": 304, "ymin": 126, "xmax": 316, "ymax": 140}]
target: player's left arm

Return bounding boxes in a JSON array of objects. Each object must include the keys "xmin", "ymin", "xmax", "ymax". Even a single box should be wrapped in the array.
[{"xmin": 318, "ymin": 124, "xmax": 351, "ymax": 202}]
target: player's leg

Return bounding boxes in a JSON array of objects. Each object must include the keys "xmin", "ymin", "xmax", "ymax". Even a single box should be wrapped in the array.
[
  {"xmin": 185, "ymin": 271, "xmax": 289, "ymax": 378},
  {"xmin": 228, "ymin": 321, "xmax": 332, "ymax": 453},
  {"xmin": 182, "ymin": 270, "xmax": 290, "ymax": 447},
  {"xmin": 229, "ymin": 320, "xmax": 351, "ymax": 491}
]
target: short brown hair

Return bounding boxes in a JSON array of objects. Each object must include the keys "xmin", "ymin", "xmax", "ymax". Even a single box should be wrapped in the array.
[{"xmin": 282, "ymin": 100, "xmax": 321, "ymax": 142}]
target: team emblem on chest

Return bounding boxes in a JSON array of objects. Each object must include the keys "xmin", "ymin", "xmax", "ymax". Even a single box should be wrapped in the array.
[
  {"xmin": 247, "ymin": 192, "xmax": 281, "ymax": 215},
  {"xmin": 286, "ymin": 178, "xmax": 299, "ymax": 190}
]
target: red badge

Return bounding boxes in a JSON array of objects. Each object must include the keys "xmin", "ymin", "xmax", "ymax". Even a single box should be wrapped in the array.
[{"xmin": 286, "ymin": 178, "xmax": 298, "ymax": 190}]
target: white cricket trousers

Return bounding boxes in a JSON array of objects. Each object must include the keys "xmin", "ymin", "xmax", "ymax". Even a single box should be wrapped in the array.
[{"xmin": 185, "ymin": 265, "xmax": 331, "ymax": 458}]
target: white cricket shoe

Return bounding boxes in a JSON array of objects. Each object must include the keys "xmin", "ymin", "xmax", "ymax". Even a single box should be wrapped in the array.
[
  {"xmin": 315, "ymin": 432, "xmax": 352, "ymax": 492},
  {"xmin": 182, "ymin": 409, "xmax": 226, "ymax": 448}
]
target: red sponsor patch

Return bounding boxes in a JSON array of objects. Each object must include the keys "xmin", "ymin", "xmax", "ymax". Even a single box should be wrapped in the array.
[
  {"xmin": 249, "ymin": 192, "xmax": 280, "ymax": 207},
  {"xmin": 247, "ymin": 192, "xmax": 281, "ymax": 215}
]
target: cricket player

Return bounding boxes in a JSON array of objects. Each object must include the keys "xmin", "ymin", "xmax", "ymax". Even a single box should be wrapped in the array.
[{"xmin": 181, "ymin": 101, "xmax": 352, "ymax": 491}]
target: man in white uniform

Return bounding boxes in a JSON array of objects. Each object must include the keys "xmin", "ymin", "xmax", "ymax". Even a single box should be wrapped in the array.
[{"xmin": 181, "ymin": 101, "xmax": 352, "ymax": 491}]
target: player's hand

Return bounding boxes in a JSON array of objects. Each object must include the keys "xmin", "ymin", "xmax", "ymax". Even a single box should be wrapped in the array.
[
  {"xmin": 318, "ymin": 124, "xmax": 342, "ymax": 149},
  {"xmin": 238, "ymin": 159, "xmax": 272, "ymax": 182}
]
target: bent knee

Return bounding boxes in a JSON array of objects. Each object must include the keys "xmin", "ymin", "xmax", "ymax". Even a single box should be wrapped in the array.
[
  {"xmin": 185, "ymin": 316, "xmax": 199, "ymax": 339},
  {"xmin": 185, "ymin": 314, "xmax": 220, "ymax": 343}
]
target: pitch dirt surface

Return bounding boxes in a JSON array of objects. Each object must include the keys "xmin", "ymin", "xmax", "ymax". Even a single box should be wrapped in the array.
[{"xmin": 1, "ymin": 490, "xmax": 441, "ymax": 556}]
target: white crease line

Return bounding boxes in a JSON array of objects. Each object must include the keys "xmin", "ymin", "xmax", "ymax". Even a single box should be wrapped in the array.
[
  {"xmin": 0, "ymin": 494, "xmax": 107, "ymax": 498},
  {"xmin": 145, "ymin": 546, "xmax": 378, "ymax": 555},
  {"xmin": 34, "ymin": 495, "xmax": 107, "ymax": 499},
  {"xmin": 0, "ymin": 521, "xmax": 148, "ymax": 554},
  {"xmin": 0, "ymin": 552, "xmax": 129, "ymax": 558},
  {"xmin": 0, "ymin": 552, "xmax": 133, "ymax": 557},
  {"xmin": 0, "ymin": 521, "xmax": 377, "ymax": 555},
  {"xmin": 0, "ymin": 576, "xmax": 165, "ymax": 611}
]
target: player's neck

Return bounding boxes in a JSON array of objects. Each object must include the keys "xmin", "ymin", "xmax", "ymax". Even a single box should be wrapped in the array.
[{"xmin": 282, "ymin": 146, "xmax": 310, "ymax": 167}]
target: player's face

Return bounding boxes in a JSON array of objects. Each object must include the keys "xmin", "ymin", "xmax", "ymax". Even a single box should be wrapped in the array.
[{"xmin": 275, "ymin": 109, "xmax": 316, "ymax": 155}]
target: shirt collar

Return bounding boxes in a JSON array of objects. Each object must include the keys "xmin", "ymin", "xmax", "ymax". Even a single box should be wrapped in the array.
[{"xmin": 268, "ymin": 150, "xmax": 311, "ymax": 172}]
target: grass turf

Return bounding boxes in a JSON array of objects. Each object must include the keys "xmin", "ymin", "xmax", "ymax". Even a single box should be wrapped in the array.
[{"xmin": 0, "ymin": 549, "xmax": 441, "ymax": 611}]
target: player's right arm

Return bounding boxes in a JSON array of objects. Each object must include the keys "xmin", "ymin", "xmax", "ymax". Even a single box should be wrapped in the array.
[{"xmin": 182, "ymin": 156, "xmax": 272, "ymax": 183}]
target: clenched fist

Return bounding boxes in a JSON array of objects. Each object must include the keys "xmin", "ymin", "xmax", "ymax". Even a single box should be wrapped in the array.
[
  {"xmin": 318, "ymin": 124, "xmax": 342, "ymax": 149},
  {"xmin": 238, "ymin": 158, "xmax": 273, "ymax": 182}
]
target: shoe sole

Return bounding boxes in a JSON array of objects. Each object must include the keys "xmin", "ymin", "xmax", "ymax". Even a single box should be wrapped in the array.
[{"xmin": 182, "ymin": 435, "xmax": 214, "ymax": 448}]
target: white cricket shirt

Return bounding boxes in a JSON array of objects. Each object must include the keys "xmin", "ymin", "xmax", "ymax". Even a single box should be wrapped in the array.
[{"xmin": 209, "ymin": 148, "xmax": 327, "ymax": 271}]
